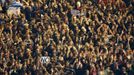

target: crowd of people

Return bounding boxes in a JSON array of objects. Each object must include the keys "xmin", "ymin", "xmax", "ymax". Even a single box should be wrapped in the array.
[{"xmin": 0, "ymin": 0, "xmax": 134, "ymax": 75}]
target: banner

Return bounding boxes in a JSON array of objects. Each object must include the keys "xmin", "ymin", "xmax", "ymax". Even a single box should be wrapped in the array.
[
  {"xmin": 71, "ymin": 9, "xmax": 86, "ymax": 16},
  {"xmin": 7, "ymin": 1, "xmax": 23, "ymax": 16},
  {"xmin": 71, "ymin": 10, "xmax": 80, "ymax": 16},
  {"xmin": 11, "ymin": 1, "xmax": 23, "ymax": 7},
  {"xmin": 40, "ymin": 56, "xmax": 50, "ymax": 64},
  {"xmin": 7, "ymin": 7, "xmax": 20, "ymax": 16}
]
